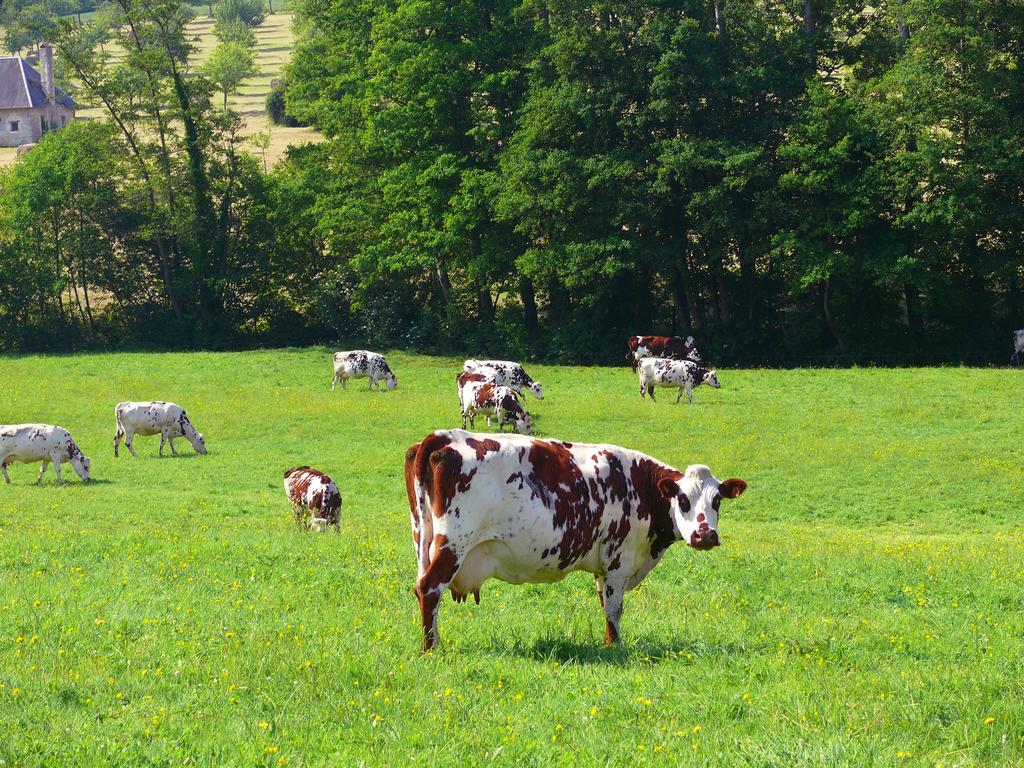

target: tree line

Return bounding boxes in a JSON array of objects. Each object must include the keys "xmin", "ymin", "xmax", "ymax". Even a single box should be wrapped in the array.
[{"xmin": 1, "ymin": 0, "xmax": 1022, "ymax": 364}]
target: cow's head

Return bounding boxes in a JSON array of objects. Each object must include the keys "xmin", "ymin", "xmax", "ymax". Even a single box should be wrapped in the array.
[
  {"xmin": 658, "ymin": 465, "xmax": 746, "ymax": 550},
  {"xmin": 189, "ymin": 431, "xmax": 208, "ymax": 455},
  {"xmin": 514, "ymin": 412, "xmax": 533, "ymax": 434},
  {"xmin": 702, "ymin": 369, "xmax": 720, "ymax": 389},
  {"xmin": 526, "ymin": 380, "xmax": 544, "ymax": 400},
  {"xmin": 73, "ymin": 454, "xmax": 91, "ymax": 483}
]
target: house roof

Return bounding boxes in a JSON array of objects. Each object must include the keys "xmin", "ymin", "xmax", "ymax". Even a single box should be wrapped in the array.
[{"xmin": 0, "ymin": 56, "xmax": 76, "ymax": 110}]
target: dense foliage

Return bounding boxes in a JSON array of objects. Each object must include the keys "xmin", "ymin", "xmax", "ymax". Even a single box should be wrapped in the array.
[{"xmin": 1, "ymin": 0, "xmax": 1023, "ymax": 362}]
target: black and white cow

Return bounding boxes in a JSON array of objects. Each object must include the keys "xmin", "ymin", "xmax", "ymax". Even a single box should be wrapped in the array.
[
  {"xmin": 284, "ymin": 466, "xmax": 342, "ymax": 531},
  {"xmin": 114, "ymin": 402, "xmax": 207, "ymax": 457},
  {"xmin": 638, "ymin": 357, "xmax": 720, "ymax": 404},
  {"xmin": 458, "ymin": 379, "xmax": 533, "ymax": 434},
  {"xmin": 463, "ymin": 360, "xmax": 543, "ymax": 400},
  {"xmin": 332, "ymin": 351, "xmax": 397, "ymax": 391},
  {"xmin": 1012, "ymin": 330, "xmax": 1024, "ymax": 365},
  {"xmin": 404, "ymin": 430, "xmax": 747, "ymax": 649},
  {"xmin": 0, "ymin": 424, "xmax": 91, "ymax": 484}
]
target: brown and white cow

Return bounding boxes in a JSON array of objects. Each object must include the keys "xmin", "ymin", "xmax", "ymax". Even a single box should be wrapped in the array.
[
  {"xmin": 283, "ymin": 466, "xmax": 342, "ymax": 531},
  {"xmin": 405, "ymin": 430, "xmax": 746, "ymax": 650},
  {"xmin": 626, "ymin": 335, "xmax": 701, "ymax": 369},
  {"xmin": 458, "ymin": 379, "xmax": 533, "ymax": 434}
]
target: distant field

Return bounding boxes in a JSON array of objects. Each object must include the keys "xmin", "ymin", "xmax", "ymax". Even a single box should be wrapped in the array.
[
  {"xmin": 11, "ymin": 10, "xmax": 319, "ymax": 168},
  {"xmin": 1, "ymin": 352, "xmax": 1023, "ymax": 766}
]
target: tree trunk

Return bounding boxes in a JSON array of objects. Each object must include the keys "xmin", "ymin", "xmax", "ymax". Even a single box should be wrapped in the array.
[
  {"xmin": 822, "ymin": 277, "xmax": 845, "ymax": 353},
  {"xmin": 435, "ymin": 262, "xmax": 452, "ymax": 301},
  {"xmin": 904, "ymin": 283, "xmax": 923, "ymax": 340},
  {"xmin": 520, "ymin": 277, "xmax": 540, "ymax": 339},
  {"xmin": 679, "ymin": 254, "xmax": 704, "ymax": 330},
  {"xmin": 713, "ymin": 1, "xmax": 725, "ymax": 37},
  {"xmin": 802, "ymin": 0, "xmax": 814, "ymax": 37},
  {"xmin": 477, "ymin": 286, "xmax": 495, "ymax": 324}
]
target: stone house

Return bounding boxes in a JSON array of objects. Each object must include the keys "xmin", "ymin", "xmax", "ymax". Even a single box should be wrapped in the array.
[{"xmin": 0, "ymin": 45, "xmax": 76, "ymax": 149}]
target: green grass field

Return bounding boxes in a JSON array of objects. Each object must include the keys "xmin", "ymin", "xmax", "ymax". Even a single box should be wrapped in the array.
[{"xmin": 1, "ymin": 350, "xmax": 1022, "ymax": 766}]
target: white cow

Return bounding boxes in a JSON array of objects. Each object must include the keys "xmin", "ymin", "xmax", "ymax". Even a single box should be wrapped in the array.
[
  {"xmin": 463, "ymin": 359, "xmax": 543, "ymax": 399},
  {"xmin": 332, "ymin": 351, "xmax": 397, "ymax": 391},
  {"xmin": 1012, "ymin": 330, "xmax": 1024, "ymax": 365},
  {"xmin": 638, "ymin": 357, "xmax": 720, "ymax": 404},
  {"xmin": 114, "ymin": 402, "xmax": 207, "ymax": 457},
  {"xmin": 0, "ymin": 424, "xmax": 91, "ymax": 484}
]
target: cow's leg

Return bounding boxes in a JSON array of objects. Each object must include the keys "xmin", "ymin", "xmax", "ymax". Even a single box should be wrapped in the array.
[
  {"xmin": 686, "ymin": 384, "xmax": 694, "ymax": 404},
  {"xmin": 368, "ymin": 376, "xmax": 375, "ymax": 391},
  {"xmin": 159, "ymin": 430, "xmax": 168, "ymax": 456},
  {"xmin": 602, "ymin": 574, "xmax": 628, "ymax": 645},
  {"xmin": 594, "ymin": 574, "xmax": 606, "ymax": 609},
  {"xmin": 124, "ymin": 430, "xmax": 139, "ymax": 457},
  {"xmin": 638, "ymin": 374, "xmax": 645, "ymax": 399},
  {"xmin": 37, "ymin": 459, "xmax": 48, "ymax": 483},
  {"xmin": 52, "ymin": 455, "xmax": 65, "ymax": 485},
  {"xmin": 168, "ymin": 435, "xmax": 178, "ymax": 455},
  {"xmin": 114, "ymin": 426, "xmax": 123, "ymax": 457},
  {"xmin": 416, "ymin": 546, "xmax": 460, "ymax": 651},
  {"xmin": 648, "ymin": 386, "xmax": 656, "ymax": 402},
  {"xmin": 1, "ymin": 457, "xmax": 10, "ymax": 484}
]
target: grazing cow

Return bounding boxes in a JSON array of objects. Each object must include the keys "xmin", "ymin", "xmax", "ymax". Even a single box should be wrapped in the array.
[
  {"xmin": 456, "ymin": 370, "xmax": 492, "ymax": 405},
  {"xmin": 459, "ymin": 380, "xmax": 533, "ymax": 434},
  {"xmin": 1013, "ymin": 330, "xmax": 1024, "ymax": 365},
  {"xmin": 332, "ymin": 351, "xmax": 397, "ymax": 391},
  {"xmin": 638, "ymin": 357, "xmax": 720, "ymax": 404},
  {"xmin": 114, "ymin": 402, "xmax": 207, "ymax": 457},
  {"xmin": 626, "ymin": 335, "xmax": 701, "ymax": 369},
  {"xmin": 405, "ymin": 430, "xmax": 746, "ymax": 650},
  {"xmin": 463, "ymin": 360, "xmax": 543, "ymax": 400},
  {"xmin": 0, "ymin": 424, "xmax": 91, "ymax": 484},
  {"xmin": 283, "ymin": 466, "xmax": 342, "ymax": 531}
]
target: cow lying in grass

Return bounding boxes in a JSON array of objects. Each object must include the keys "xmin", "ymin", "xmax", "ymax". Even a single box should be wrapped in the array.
[
  {"xmin": 458, "ymin": 376, "xmax": 533, "ymax": 434},
  {"xmin": 284, "ymin": 466, "xmax": 341, "ymax": 531},
  {"xmin": 638, "ymin": 358, "xmax": 720, "ymax": 404},
  {"xmin": 114, "ymin": 402, "xmax": 207, "ymax": 457},
  {"xmin": 405, "ymin": 429, "xmax": 746, "ymax": 650},
  {"xmin": 0, "ymin": 424, "xmax": 91, "ymax": 484}
]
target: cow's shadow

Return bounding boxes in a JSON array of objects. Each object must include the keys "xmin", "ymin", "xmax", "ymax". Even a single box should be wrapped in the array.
[{"xmin": 493, "ymin": 635, "xmax": 711, "ymax": 666}]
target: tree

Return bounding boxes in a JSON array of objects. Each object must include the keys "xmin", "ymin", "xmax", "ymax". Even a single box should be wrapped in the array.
[
  {"xmin": 203, "ymin": 40, "xmax": 259, "ymax": 111},
  {"xmin": 213, "ymin": 0, "xmax": 265, "ymax": 28}
]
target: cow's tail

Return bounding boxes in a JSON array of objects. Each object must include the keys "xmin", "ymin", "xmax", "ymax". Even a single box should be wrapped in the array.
[
  {"xmin": 406, "ymin": 443, "xmax": 432, "ymax": 581},
  {"xmin": 113, "ymin": 404, "xmax": 127, "ymax": 455}
]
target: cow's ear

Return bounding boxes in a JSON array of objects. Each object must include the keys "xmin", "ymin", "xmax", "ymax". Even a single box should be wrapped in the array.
[
  {"xmin": 719, "ymin": 478, "xmax": 747, "ymax": 499},
  {"xmin": 657, "ymin": 477, "xmax": 678, "ymax": 499}
]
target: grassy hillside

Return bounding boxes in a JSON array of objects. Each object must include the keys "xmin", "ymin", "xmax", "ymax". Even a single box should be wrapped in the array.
[
  {"xmin": 5, "ymin": 10, "xmax": 319, "ymax": 168},
  {"xmin": 1, "ymin": 352, "xmax": 1022, "ymax": 766}
]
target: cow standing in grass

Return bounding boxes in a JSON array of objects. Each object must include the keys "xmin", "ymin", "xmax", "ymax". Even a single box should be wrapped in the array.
[
  {"xmin": 332, "ymin": 351, "xmax": 397, "ymax": 391},
  {"xmin": 405, "ymin": 430, "xmax": 746, "ymax": 650},
  {"xmin": 114, "ymin": 402, "xmax": 207, "ymax": 457},
  {"xmin": 463, "ymin": 360, "xmax": 543, "ymax": 400},
  {"xmin": 284, "ymin": 466, "xmax": 342, "ymax": 531},
  {"xmin": 1012, "ymin": 330, "xmax": 1024, "ymax": 365},
  {"xmin": 0, "ymin": 424, "xmax": 91, "ymax": 484},
  {"xmin": 638, "ymin": 358, "xmax": 720, "ymax": 404},
  {"xmin": 626, "ymin": 335, "xmax": 701, "ymax": 369},
  {"xmin": 458, "ymin": 379, "xmax": 533, "ymax": 434}
]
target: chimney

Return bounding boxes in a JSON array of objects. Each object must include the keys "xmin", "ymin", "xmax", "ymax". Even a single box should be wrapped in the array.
[{"xmin": 39, "ymin": 44, "xmax": 55, "ymax": 104}]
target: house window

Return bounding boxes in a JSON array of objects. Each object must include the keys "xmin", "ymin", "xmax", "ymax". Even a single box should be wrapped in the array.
[{"xmin": 9, "ymin": 120, "xmax": 19, "ymax": 133}]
